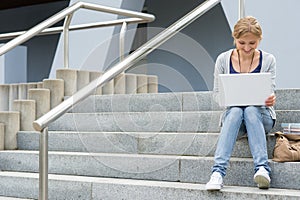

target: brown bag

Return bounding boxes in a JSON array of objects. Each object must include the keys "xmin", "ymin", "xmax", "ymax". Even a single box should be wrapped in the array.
[{"xmin": 272, "ymin": 131, "xmax": 300, "ymax": 162}]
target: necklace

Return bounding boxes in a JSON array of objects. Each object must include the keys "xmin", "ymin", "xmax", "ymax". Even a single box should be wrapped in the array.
[{"xmin": 237, "ymin": 50, "xmax": 255, "ymax": 73}]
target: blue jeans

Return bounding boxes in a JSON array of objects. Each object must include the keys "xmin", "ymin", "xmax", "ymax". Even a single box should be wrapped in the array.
[{"xmin": 212, "ymin": 106, "xmax": 274, "ymax": 177}]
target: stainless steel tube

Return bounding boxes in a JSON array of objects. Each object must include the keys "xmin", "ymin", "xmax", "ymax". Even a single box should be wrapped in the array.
[
  {"xmin": 63, "ymin": 14, "xmax": 73, "ymax": 68},
  {"xmin": 0, "ymin": 18, "xmax": 152, "ymax": 41},
  {"xmin": 39, "ymin": 127, "xmax": 49, "ymax": 200},
  {"xmin": 0, "ymin": 1, "xmax": 155, "ymax": 56},
  {"xmin": 120, "ymin": 22, "xmax": 127, "ymax": 62},
  {"xmin": 239, "ymin": 0, "xmax": 246, "ymax": 19}
]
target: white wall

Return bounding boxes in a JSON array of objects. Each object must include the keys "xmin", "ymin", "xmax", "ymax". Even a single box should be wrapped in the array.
[{"xmin": 221, "ymin": 0, "xmax": 300, "ymax": 89}]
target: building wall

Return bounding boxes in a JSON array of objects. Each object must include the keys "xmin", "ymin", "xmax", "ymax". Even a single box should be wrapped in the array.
[
  {"xmin": 0, "ymin": 1, "xmax": 69, "ymax": 83},
  {"xmin": 143, "ymin": 0, "xmax": 232, "ymax": 92}
]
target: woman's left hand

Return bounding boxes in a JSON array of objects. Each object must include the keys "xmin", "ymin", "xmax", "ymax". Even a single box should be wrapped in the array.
[{"xmin": 265, "ymin": 94, "xmax": 276, "ymax": 107}]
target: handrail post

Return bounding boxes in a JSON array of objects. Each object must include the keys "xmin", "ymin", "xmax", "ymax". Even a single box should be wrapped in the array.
[
  {"xmin": 239, "ymin": 0, "xmax": 245, "ymax": 19},
  {"xmin": 119, "ymin": 22, "xmax": 127, "ymax": 62},
  {"xmin": 63, "ymin": 14, "xmax": 74, "ymax": 68},
  {"xmin": 39, "ymin": 127, "xmax": 49, "ymax": 200}
]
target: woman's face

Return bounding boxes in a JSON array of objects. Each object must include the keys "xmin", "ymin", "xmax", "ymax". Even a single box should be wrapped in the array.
[{"xmin": 235, "ymin": 32, "xmax": 260, "ymax": 56}]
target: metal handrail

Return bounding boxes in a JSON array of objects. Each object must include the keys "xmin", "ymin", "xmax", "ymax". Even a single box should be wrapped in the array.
[
  {"xmin": 0, "ymin": 18, "xmax": 150, "ymax": 40},
  {"xmin": 29, "ymin": 0, "xmax": 220, "ymax": 199},
  {"xmin": 0, "ymin": 1, "xmax": 155, "ymax": 66},
  {"xmin": 33, "ymin": 0, "xmax": 221, "ymax": 131},
  {"xmin": 239, "ymin": 0, "xmax": 246, "ymax": 19}
]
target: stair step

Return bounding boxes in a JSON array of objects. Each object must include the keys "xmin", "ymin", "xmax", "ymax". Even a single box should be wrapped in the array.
[
  {"xmin": 0, "ymin": 197, "xmax": 33, "ymax": 200},
  {"xmin": 0, "ymin": 171, "xmax": 299, "ymax": 200},
  {"xmin": 48, "ymin": 110, "xmax": 300, "ymax": 133},
  {"xmin": 0, "ymin": 150, "xmax": 299, "ymax": 190},
  {"xmin": 68, "ymin": 89, "xmax": 300, "ymax": 113},
  {"xmin": 17, "ymin": 131, "xmax": 276, "ymax": 158},
  {"xmin": 49, "ymin": 111, "xmax": 222, "ymax": 133}
]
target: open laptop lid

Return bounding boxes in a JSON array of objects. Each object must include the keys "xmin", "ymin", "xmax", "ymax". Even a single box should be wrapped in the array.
[{"xmin": 218, "ymin": 73, "xmax": 272, "ymax": 107}]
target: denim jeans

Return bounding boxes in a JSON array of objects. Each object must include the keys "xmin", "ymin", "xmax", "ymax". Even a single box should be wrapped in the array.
[{"xmin": 212, "ymin": 106, "xmax": 274, "ymax": 177}]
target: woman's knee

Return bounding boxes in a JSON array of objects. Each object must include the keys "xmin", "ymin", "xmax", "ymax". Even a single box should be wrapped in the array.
[
  {"xmin": 244, "ymin": 106, "xmax": 260, "ymax": 121},
  {"xmin": 225, "ymin": 107, "xmax": 243, "ymax": 121}
]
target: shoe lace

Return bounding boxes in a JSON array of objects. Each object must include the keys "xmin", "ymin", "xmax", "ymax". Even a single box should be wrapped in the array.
[{"xmin": 210, "ymin": 173, "xmax": 222, "ymax": 183}]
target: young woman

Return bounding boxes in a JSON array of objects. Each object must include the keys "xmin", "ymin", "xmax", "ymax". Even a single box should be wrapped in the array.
[{"xmin": 206, "ymin": 16, "xmax": 276, "ymax": 191}]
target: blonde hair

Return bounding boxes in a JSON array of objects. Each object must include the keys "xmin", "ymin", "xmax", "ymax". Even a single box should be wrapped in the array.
[{"xmin": 232, "ymin": 16, "xmax": 262, "ymax": 42}]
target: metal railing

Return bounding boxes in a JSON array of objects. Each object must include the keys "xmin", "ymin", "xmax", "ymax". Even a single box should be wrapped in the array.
[
  {"xmin": 239, "ymin": 0, "xmax": 246, "ymax": 19},
  {"xmin": 0, "ymin": 1, "xmax": 155, "ymax": 68},
  {"xmin": 0, "ymin": 2, "xmax": 154, "ymax": 200},
  {"xmin": 1, "ymin": 0, "xmax": 222, "ymax": 199}
]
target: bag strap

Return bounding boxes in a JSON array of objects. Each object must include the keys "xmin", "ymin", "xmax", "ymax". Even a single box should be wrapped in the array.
[{"xmin": 274, "ymin": 131, "xmax": 300, "ymax": 141}]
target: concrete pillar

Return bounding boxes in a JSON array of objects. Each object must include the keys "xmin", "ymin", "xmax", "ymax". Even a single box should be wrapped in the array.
[
  {"xmin": 56, "ymin": 69, "xmax": 77, "ymax": 96},
  {"xmin": 27, "ymin": 82, "xmax": 37, "ymax": 90},
  {"xmin": 0, "ymin": 84, "xmax": 9, "ymax": 111},
  {"xmin": 43, "ymin": 79, "xmax": 64, "ymax": 108},
  {"xmin": 13, "ymin": 100, "xmax": 36, "ymax": 131},
  {"xmin": 89, "ymin": 71, "xmax": 102, "ymax": 95},
  {"xmin": 0, "ymin": 111, "xmax": 20, "ymax": 150},
  {"xmin": 102, "ymin": 79, "xmax": 114, "ymax": 95},
  {"xmin": 137, "ymin": 74, "xmax": 148, "ymax": 93},
  {"xmin": 77, "ymin": 70, "xmax": 90, "ymax": 91},
  {"xmin": 148, "ymin": 75, "xmax": 158, "ymax": 93},
  {"xmin": 9, "ymin": 84, "xmax": 18, "ymax": 111},
  {"xmin": 37, "ymin": 82, "xmax": 43, "ymax": 88},
  {"xmin": 28, "ymin": 89, "xmax": 50, "ymax": 119},
  {"xmin": 114, "ymin": 73, "xmax": 126, "ymax": 94},
  {"xmin": 18, "ymin": 83, "xmax": 28, "ymax": 99},
  {"xmin": 0, "ymin": 123, "xmax": 4, "ymax": 150},
  {"xmin": 125, "ymin": 73, "xmax": 137, "ymax": 94}
]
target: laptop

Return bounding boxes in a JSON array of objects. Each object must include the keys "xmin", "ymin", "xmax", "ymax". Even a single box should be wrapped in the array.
[{"xmin": 218, "ymin": 73, "xmax": 272, "ymax": 107}]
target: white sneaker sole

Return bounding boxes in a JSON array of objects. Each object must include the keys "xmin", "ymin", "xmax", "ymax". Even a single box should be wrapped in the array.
[
  {"xmin": 254, "ymin": 175, "xmax": 270, "ymax": 189},
  {"xmin": 205, "ymin": 184, "xmax": 222, "ymax": 191}
]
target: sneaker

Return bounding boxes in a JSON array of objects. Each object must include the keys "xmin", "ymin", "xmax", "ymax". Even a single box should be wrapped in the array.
[
  {"xmin": 254, "ymin": 166, "xmax": 271, "ymax": 189},
  {"xmin": 205, "ymin": 172, "xmax": 223, "ymax": 191}
]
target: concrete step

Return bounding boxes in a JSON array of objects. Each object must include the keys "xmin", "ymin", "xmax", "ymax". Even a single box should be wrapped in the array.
[
  {"xmin": 17, "ymin": 131, "xmax": 276, "ymax": 159},
  {"xmin": 0, "ymin": 171, "xmax": 299, "ymax": 200},
  {"xmin": 0, "ymin": 197, "xmax": 33, "ymax": 200},
  {"xmin": 68, "ymin": 89, "xmax": 300, "ymax": 113},
  {"xmin": 0, "ymin": 150, "xmax": 299, "ymax": 190},
  {"xmin": 48, "ymin": 111, "xmax": 222, "ymax": 133},
  {"xmin": 48, "ymin": 110, "xmax": 300, "ymax": 133}
]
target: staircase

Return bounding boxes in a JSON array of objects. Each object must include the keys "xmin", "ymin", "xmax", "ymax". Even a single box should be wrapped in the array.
[{"xmin": 0, "ymin": 88, "xmax": 299, "ymax": 199}]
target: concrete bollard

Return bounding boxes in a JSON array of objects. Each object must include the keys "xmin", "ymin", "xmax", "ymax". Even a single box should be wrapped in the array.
[
  {"xmin": 89, "ymin": 71, "xmax": 102, "ymax": 95},
  {"xmin": 77, "ymin": 70, "xmax": 90, "ymax": 91},
  {"xmin": 56, "ymin": 69, "xmax": 77, "ymax": 96},
  {"xmin": 0, "ymin": 123, "xmax": 4, "ymax": 150},
  {"xmin": 102, "ymin": 79, "xmax": 114, "ymax": 95},
  {"xmin": 148, "ymin": 75, "xmax": 158, "ymax": 93},
  {"xmin": 43, "ymin": 79, "xmax": 64, "ymax": 108},
  {"xmin": 13, "ymin": 100, "xmax": 36, "ymax": 131},
  {"xmin": 125, "ymin": 73, "xmax": 137, "ymax": 94},
  {"xmin": 18, "ymin": 83, "xmax": 28, "ymax": 99},
  {"xmin": 27, "ymin": 82, "xmax": 37, "ymax": 91},
  {"xmin": 114, "ymin": 73, "xmax": 126, "ymax": 94},
  {"xmin": 0, "ymin": 111, "xmax": 20, "ymax": 150},
  {"xmin": 37, "ymin": 82, "xmax": 43, "ymax": 88},
  {"xmin": 137, "ymin": 74, "xmax": 148, "ymax": 93},
  {"xmin": 0, "ymin": 84, "xmax": 9, "ymax": 111},
  {"xmin": 28, "ymin": 88, "xmax": 50, "ymax": 119},
  {"xmin": 9, "ymin": 84, "xmax": 18, "ymax": 111}
]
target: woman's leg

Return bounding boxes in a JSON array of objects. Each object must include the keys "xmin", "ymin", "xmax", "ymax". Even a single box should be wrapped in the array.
[
  {"xmin": 212, "ymin": 107, "xmax": 244, "ymax": 177},
  {"xmin": 243, "ymin": 106, "xmax": 273, "ymax": 173}
]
